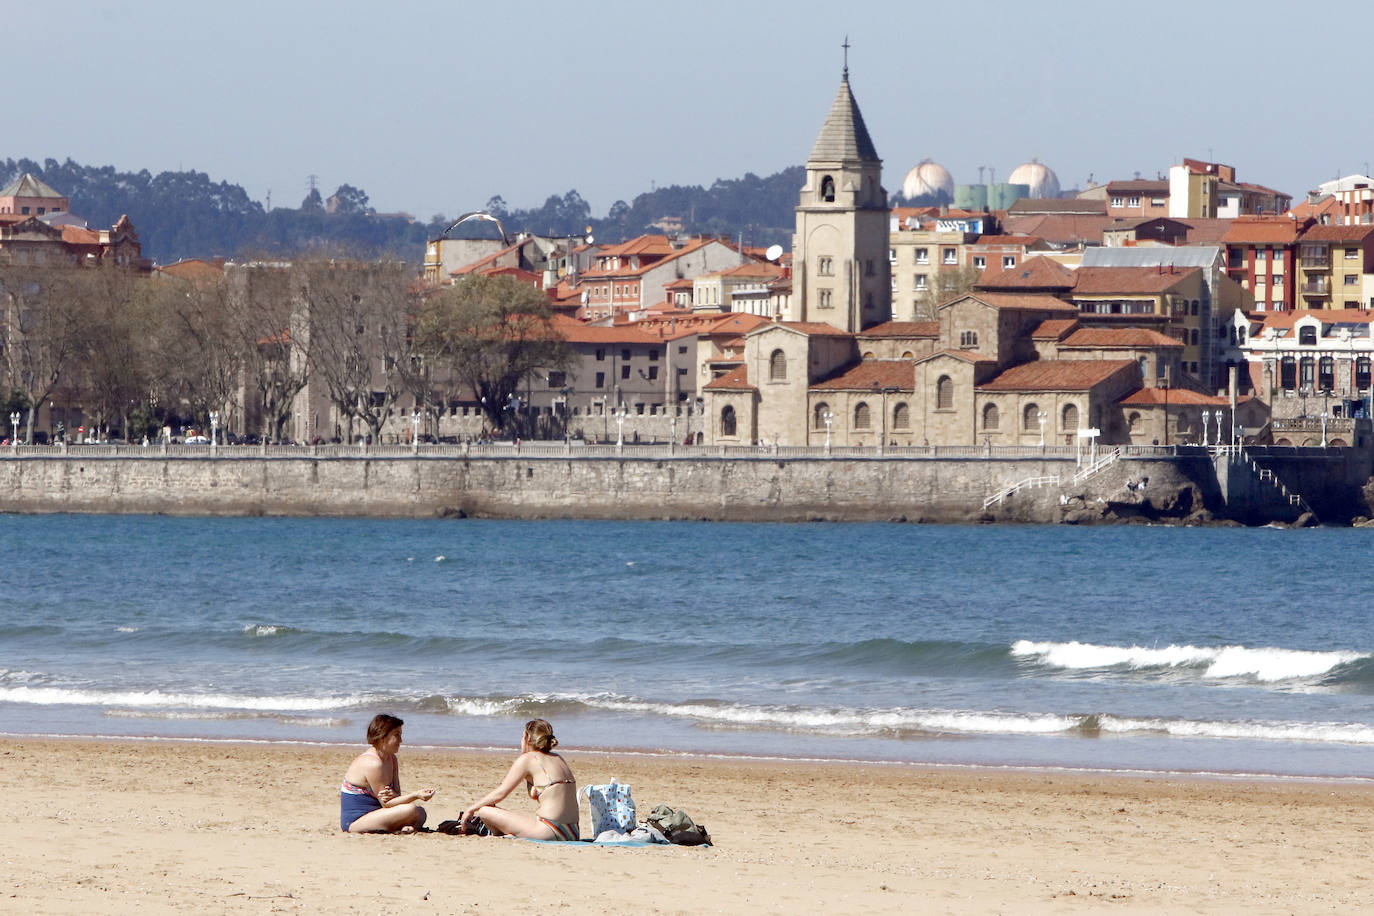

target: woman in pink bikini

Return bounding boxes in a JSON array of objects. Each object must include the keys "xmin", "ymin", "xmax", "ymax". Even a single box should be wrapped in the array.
[
  {"xmin": 339, "ymin": 713, "xmax": 435, "ymax": 833},
  {"xmin": 457, "ymin": 719, "xmax": 579, "ymax": 840}
]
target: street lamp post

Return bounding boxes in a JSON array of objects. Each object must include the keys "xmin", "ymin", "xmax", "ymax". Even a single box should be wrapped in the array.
[
  {"xmin": 1321, "ymin": 410, "xmax": 1330, "ymax": 448},
  {"xmin": 1216, "ymin": 409, "xmax": 1226, "ymax": 447},
  {"xmin": 411, "ymin": 409, "xmax": 421, "ymax": 454},
  {"xmin": 1201, "ymin": 409, "xmax": 1211, "ymax": 446},
  {"xmin": 823, "ymin": 410, "xmax": 834, "ymax": 455},
  {"xmin": 209, "ymin": 410, "xmax": 220, "ymax": 456},
  {"xmin": 614, "ymin": 404, "xmax": 628, "ymax": 451},
  {"xmin": 1037, "ymin": 410, "xmax": 1047, "ymax": 448},
  {"xmin": 9, "ymin": 411, "xmax": 18, "ymax": 451}
]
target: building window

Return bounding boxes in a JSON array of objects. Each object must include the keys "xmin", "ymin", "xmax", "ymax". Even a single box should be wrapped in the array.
[
  {"xmin": 819, "ymin": 289, "xmax": 833, "ymax": 308},
  {"xmin": 1023, "ymin": 403, "xmax": 1040, "ymax": 431},
  {"xmin": 889, "ymin": 248, "xmax": 897, "ymax": 262},
  {"xmin": 1062, "ymin": 403, "xmax": 1079, "ymax": 431},
  {"xmin": 893, "ymin": 402, "xmax": 910, "ymax": 429},
  {"xmin": 973, "ymin": 256, "xmax": 986, "ymax": 269},
  {"xmin": 1280, "ymin": 356, "xmax": 1296, "ymax": 389},
  {"xmin": 595, "ymin": 348, "xmax": 605, "ymax": 361},
  {"xmin": 915, "ymin": 248, "xmax": 929, "ymax": 265},
  {"xmin": 721, "ymin": 406, "xmax": 737, "ymax": 436},
  {"xmin": 941, "ymin": 249, "xmax": 956, "ymax": 265},
  {"xmin": 647, "ymin": 366, "xmax": 659, "ymax": 380},
  {"xmin": 1110, "ymin": 196, "xmax": 1124, "ymax": 207},
  {"xmin": 1346, "ymin": 247, "xmax": 1360, "ymax": 260},
  {"xmin": 983, "ymin": 403, "xmax": 999, "ymax": 429},
  {"xmin": 914, "ymin": 274, "xmax": 927, "ymax": 290},
  {"xmin": 1127, "ymin": 196, "xmax": 1140, "ymax": 208},
  {"xmin": 854, "ymin": 402, "xmax": 871, "ymax": 428},
  {"xmin": 595, "ymin": 372, "xmax": 605, "ymax": 388},
  {"xmin": 1346, "ymin": 274, "xmax": 1359, "ymax": 286},
  {"xmin": 1300, "ymin": 356, "xmax": 1315, "ymax": 390},
  {"xmin": 813, "ymin": 402, "xmax": 830, "ymax": 428},
  {"xmin": 818, "ymin": 256, "xmax": 833, "ymax": 276},
  {"xmin": 621, "ymin": 349, "xmax": 631, "ymax": 361},
  {"xmin": 621, "ymin": 365, "xmax": 631, "ymax": 380},
  {"xmin": 1319, "ymin": 356, "xmax": 1335, "ymax": 391},
  {"xmin": 769, "ymin": 349, "xmax": 787, "ymax": 381},
  {"xmin": 1299, "ymin": 325, "xmax": 1317, "ymax": 346},
  {"xmin": 1358, "ymin": 358, "xmax": 1371, "ymax": 390},
  {"xmin": 936, "ymin": 376, "xmax": 953, "ymax": 410},
  {"xmin": 820, "ymin": 175, "xmax": 835, "ymax": 202},
  {"xmin": 959, "ymin": 330, "xmax": 978, "ymax": 348},
  {"xmin": 547, "ymin": 371, "xmax": 566, "ymax": 388},
  {"xmin": 1002, "ymin": 256, "xmax": 1016, "ymax": 269}
]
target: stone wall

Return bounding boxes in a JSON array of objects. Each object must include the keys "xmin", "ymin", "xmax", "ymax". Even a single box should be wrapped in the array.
[{"xmin": 0, "ymin": 452, "xmax": 1231, "ymax": 524}]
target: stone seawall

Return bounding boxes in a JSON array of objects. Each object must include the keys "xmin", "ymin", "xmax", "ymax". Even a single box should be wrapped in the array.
[{"xmin": 0, "ymin": 453, "xmax": 1218, "ymax": 524}]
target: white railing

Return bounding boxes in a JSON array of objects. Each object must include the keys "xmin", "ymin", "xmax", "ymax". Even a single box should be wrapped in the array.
[
  {"xmin": 983, "ymin": 475, "xmax": 1061, "ymax": 510},
  {"xmin": 1072, "ymin": 447, "xmax": 1121, "ymax": 484}
]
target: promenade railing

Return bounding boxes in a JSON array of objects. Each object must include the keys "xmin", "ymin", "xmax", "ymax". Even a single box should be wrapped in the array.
[{"xmin": 8, "ymin": 441, "xmax": 1222, "ymax": 461}]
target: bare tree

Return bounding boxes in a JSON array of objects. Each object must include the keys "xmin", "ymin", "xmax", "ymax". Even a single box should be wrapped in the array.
[
  {"xmin": 0, "ymin": 265, "xmax": 99, "ymax": 442},
  {"xmin": 227, "ymin": 264, "xmax": 311, "ymax": 442},
  {"xmin": 72, "ymin": 269, "xmax": 144, "ymax": 438},
  {"xmin": 916, "ymin": 265, "xmax": 982, "ymax": 319},
  {"xmin": 297, "ymin": 260, "xmax": 417, "ymax": 443},
  {"xmin": 137, "ymin": 270, "xmax": 242, "ymax": 435},
  {"xmin": 414, "ymin": 274, "xmax": 570, "ymax": 435}
]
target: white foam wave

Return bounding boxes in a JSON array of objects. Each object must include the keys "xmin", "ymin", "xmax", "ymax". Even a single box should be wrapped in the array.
[
  {"xmin": 243, "ymin": 624, "xmax": 284, "ymax": 637},
  {"xmin": 0, "ymin": 685, "xmax": 365, "ymax": 712},
  {"xmin": 1099, "ymin": 715, "xmax": 1374, "ymax": 746},
  {"xmin": 1011, "ymin": 640, "xmax": 1365, "ymax": 682},
  {"xmin": 115, "ymin": 626, "xmax": 139, "ymax": 633},
  {"xmin": 576, "ymin": 695, "xmax": 1078, "ymax": 736},
  {"xmin": 103, "ymin": 709, "xmax": 350, "ymax": 728}
]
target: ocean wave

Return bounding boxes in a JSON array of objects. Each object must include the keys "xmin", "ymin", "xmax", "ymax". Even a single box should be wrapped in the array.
[
  {"xmin": 1010, "ymin": 640, "xmax": 1367, "ymax": 683},
  {"xmin": 241, "ymin": 624, "xmax": 306, "ymax": 638},
  {"xmin": 1098, "ymin": 715, "xmax": 1374, "ymax": 745},
  {"xmin": 103, "ymin": 709, "xmax": 350, "ymax": 728},
  {"xmin": 0, "ymin": 685, "xmax": 370, "ymax": 712}
]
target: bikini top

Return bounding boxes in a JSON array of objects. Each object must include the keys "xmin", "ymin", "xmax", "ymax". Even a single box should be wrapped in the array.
[
  {"xmin": 341, "ymin": 748, "xmax": 396, "ymax": 797},
  {"xmin": 526, "ymin": 755, "xmax": 574, "ymax": 800}
]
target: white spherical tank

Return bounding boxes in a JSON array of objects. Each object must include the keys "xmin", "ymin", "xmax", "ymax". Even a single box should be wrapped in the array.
[
  {"xmin": 1008, "ymin": 160, "xmax": 1061, "ymax": 199},
  {"xmin": 902, "ymin": 159, "xmax": 954, "ymax": 200}
]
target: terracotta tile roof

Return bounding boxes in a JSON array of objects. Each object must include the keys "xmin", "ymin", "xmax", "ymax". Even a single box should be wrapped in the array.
[
  {"xmin": 1179, "ymin": 218, "xmax": 1232, "ymax": 245},
  {"xmin": 956, "ymin": 291, "xmax": 1079, "ymax": 312},
  {"xmin": 977, "ymin": 359, "xmax": 1135, "ymax": 392},
  {"xmin": 1253, "ymin": 308, "xmax": 1374, "ymax": 331},
  {"xmin": 1060, "ymin": 327, "xmax": 1184, "ymax": 348},
  {"xmin": 1300, "ymin": 223, "xmax": 1374, "ymax": 243},
  {"xmin": 1288, "ymin": 196, "xmax": 1342, "ymax": 221},
  {"xmin": 1001, "ymin": 213, "xmax": 1113, "ymax": 245},
  {"xmin": 1119, "ymin": 389, "xmax": 1254, "ymax": 406},
  {"xmin": 858, "ymin": 321, "xmax": 940, "ymax": 338},
  {"xmin": 702, "ymin": 313, "xmax": 771, "ymax": 335},
  {"xmin": 1030, "ymin": 318, "xmax": 1080, "ymax": 339},
  {"xmin": 1072, "ymin": 266, "xmax": 1201, "ymax": 295},
  {"xmin": 713, "ymin": 262, "xmax": 784, "ymax": 279},
  {"xmin": 157, "ymin": 258, "xmax": 224, "ymax": 281},
  {"xmin": 580, "ymin": 236, "xmax": 719, "ymax": 279},
  {"xmin": 665, "ymin": 276, "xmax": 694, "ymax": 289},
  {"xmin": 60, "ymin": 226, "xmax": 100, "ymax": 245},
  {"xmin": 971, "ymin": 234, "xmax": 1041, "ymax": 247},
  {"xmin": 556, "ymin": 323, "xmax": 667, "ymax": 345},
  {"xmin": 453, "ymin": 239, "xmax": 523, "ymax": 275},
  {"xmin": 1222, "ymin": 217, "xmax": 1304, "ymax": 245},
  {"xmin": 758, "ymin": 321, "xmax": 854, "ymax": 337},
  {"xmin": 975, "ymin": 256, "xmax": 1077, "ymax": 290},
  {"xmin": 811, "ymin": 360, "xmax": 915, "ymax": 391},
  {"xmin": 915, "ymin": 349, "xmax": 996, "ymax": 365},
  {"xmin": 703, "ymin": 365, "xmax": 755, "ymax": 390}
]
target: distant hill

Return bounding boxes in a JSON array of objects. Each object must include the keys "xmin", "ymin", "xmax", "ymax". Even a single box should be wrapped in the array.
[{"xmin": 0, "ymin": 158, "xmax": 803, "ymax": 266}]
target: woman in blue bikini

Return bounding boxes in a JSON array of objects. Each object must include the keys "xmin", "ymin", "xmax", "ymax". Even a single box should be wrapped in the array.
[
  {"xmin": 457, "ymin": 719, "xmax": 579, "ymax": 840},
  {"xmin": 339, "ymin": 713, "xmax": 435, "ymax": 833}
]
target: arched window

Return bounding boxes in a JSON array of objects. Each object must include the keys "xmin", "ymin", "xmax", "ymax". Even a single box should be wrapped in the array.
[
  {"xmin": 983, "ymin": 403, "xmax": 1000, "ymax": 429},
  {"xmin": 1023, "ymin": 403, "xmax": 1040, "ymax": 430},
  {"xmin": 769, "ymin": 349, "xmax": 787, "ymax": 381},
  {"xmin": 936, "ymin": 375, "xmax": 954, "ymax": 410},
  {"xmin": 721, "ymin": 406, "xmax": 737, "ymax": 437},
  {"xmin": 813, "ymin": 402, "xmax": 831, "ymax": 429},
  {"xmin": 1138, "ymin": 356, "xmax": 1148, "ymax": 378},
  {"xmin": 1128, "ymin": 411, "xmax": 1142, "ymax": 432},
  {"xmin": 1299, "ymin": 325, "xmax": 1317, "ymax": 346},
  {"xmin": 820, "ymin": 175, "xmax": 835, "ymax": 202},
  {"xmin": 1318, "ymin": 356, "xmax": 1335, "ymax": 391},
  {"xmin": 1300, "ymin": 357, "xmax": 1315, "ymax": 390},
  {"xmin": 893, "ymin": 402, "xmax": 910, "ymax": 429},
  {"xmin": 959, "ymin": 330, "xmax": 979, "ymax": 348},
  {"xmin": 854, "ymin": 402, "xmax": 871, "ymax": 428},
  {"xmin": 901, "ymin": 350, "xmax": 914, "ymax": 359},
  {"xmin": 1062, "ymin": 404, "xmax": 1079, "ymax": 431}
]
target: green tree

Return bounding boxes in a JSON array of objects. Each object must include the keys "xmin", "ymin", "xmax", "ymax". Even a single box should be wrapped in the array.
[{"xmin": 415, "ymin": 274, "xmax": 569, "ymax": 433}]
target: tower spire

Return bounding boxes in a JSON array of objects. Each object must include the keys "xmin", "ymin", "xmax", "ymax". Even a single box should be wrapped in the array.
[{"xmin": 842, "ymin": 35, "xmax": 850, "ymax": 80}]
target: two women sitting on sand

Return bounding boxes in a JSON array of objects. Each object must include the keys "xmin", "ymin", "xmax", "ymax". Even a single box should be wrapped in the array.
[
  {"xmin": 339, "ymin": 713, "xmax": 435, "ymax": 833},
  {"xmin": 340, "ymin": 716, "xmax": 578, "ymax": 840}
]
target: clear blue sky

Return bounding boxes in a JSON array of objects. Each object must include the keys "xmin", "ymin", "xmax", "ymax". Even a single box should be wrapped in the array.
[{"xmin": 12, "ymin": 1, "xmax": 1370, "ymax": 219}]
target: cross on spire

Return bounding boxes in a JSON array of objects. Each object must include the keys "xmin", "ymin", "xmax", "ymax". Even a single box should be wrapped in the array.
[{"xmin": 842, "ymin": 35, "xmax": 850, "ymax": 80}]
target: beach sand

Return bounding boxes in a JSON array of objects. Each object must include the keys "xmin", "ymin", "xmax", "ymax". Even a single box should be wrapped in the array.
[{"xmin": 5, "ymin": 738, "xmax": 1374, "ymax": 914}]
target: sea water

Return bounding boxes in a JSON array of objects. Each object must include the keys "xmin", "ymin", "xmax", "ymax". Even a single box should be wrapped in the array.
[{"xmin": 4, "ymin": 514, "xmax": 1374, "ymax": 778}]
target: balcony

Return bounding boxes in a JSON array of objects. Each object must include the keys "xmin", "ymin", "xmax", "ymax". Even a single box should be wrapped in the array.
[
  {"xmin": 1302, "ymin": 256, "xmax": 1330, "ymax": 269},
  {"xmin": 1301, "ymin": 278, "xmax": 1329, "ymax": 296}
]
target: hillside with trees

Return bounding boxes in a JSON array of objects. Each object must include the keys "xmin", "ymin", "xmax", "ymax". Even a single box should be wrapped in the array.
[{"xmin": 0, "ymin": 158, "xmax": 804, "ymax": 266}]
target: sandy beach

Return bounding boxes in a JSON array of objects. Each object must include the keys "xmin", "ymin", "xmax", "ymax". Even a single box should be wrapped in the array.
[{"xmin": 3, "ymin": 738, "xmax": 1373, "ymax": 914}]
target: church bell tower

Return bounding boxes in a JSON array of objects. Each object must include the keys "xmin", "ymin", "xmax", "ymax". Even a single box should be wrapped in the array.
[{"xmin": 792, "ymin": 47, "xmax": 889, "ymax": 333}]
